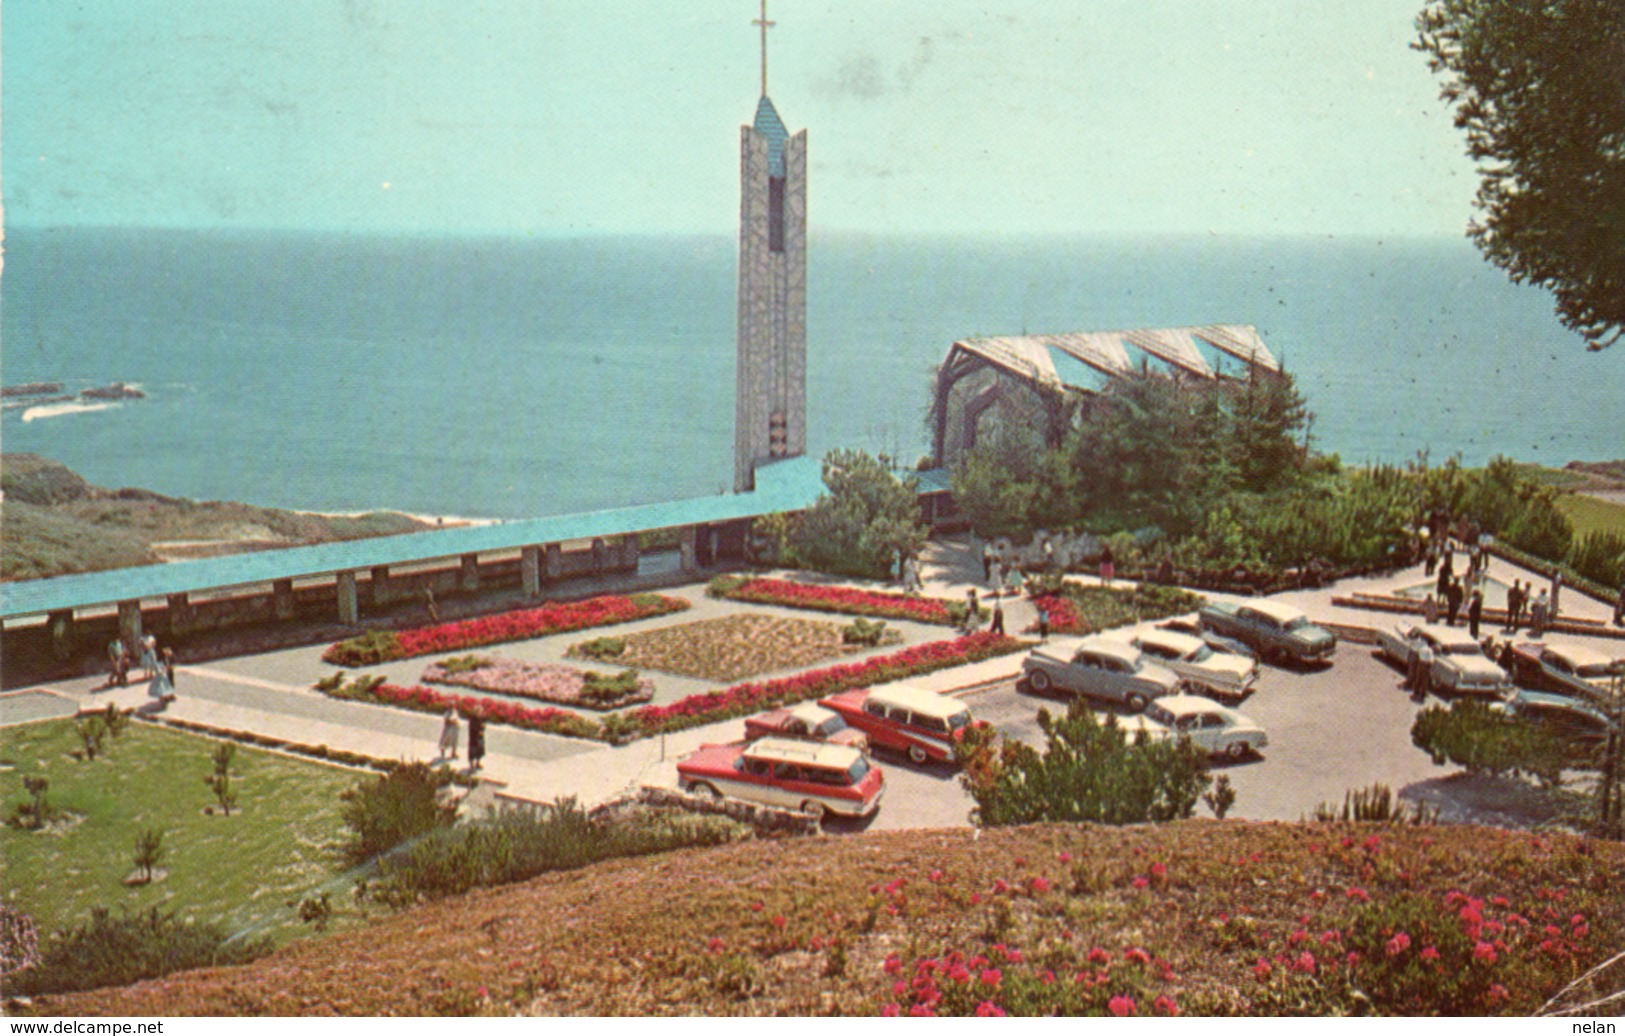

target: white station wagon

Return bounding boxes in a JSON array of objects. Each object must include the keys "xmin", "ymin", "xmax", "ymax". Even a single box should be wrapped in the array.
[
  {"xmin": 1375, "ymin": 622, "xmax": 1511, "ymax": 696},
  {"xmin": 1121, "ymin": 628, "xmax": 1260, "ymax": 702},
  {"xmin": 1142, "ymin": 695, "xmax": 1270, "ymax": 759}
]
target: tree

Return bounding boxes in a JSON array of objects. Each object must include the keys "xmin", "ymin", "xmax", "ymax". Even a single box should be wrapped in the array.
[
  {"xmin": 339, "ymin": 762, "xmax": 459, "ymax": 866},
  {"xmin": 1415, "ymin": 0, "xmax": 1625, "ymax": 351},
  {"xmin": 956, "ymin": 700, "xmax": 1213, "ymax": 826},
  {"xmin": 790, "ymin": 450, "xmax": 928, "ymax": 580},
  {"xmin": 131, "ymin": 829, "xmax": 165, "ymax": 884}
]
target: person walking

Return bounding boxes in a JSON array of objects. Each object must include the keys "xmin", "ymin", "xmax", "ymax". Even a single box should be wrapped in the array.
[
  {"xmin": 466, "ymin": 712, "xmax": 486, "ymax": 772},
  {"xmin": 1005, "ymin": 565, "xmax": 1023, "ymax": 598},
  {"xmin": 1504, "ymin": 579, "xmax": 1525, "ymax": 632},
  {"xmin": 964, "ymin": 588, "xmax": 981, "ymax": 633},
  {"xmin": 424, "ymin": 585, "xmax": 441, "ymax": 624},
  {"xmin": 1549, "ymin": 570, "xmax": 1563, "ymax": 624},
  {"xmin": 1530, "ymin": 589, "xmax": 1549, "ymax": 635},
  {"xmin": 1467, "ymin": 588, "xmax": 1484, "ymax": 640},
  {"xmin": 1436, "ymin": 550, "xmax": 1454, "ymax": 599},
  {"xmin": 1037, "ymin": 603, "xmax": 1051, "ymax": 641},
  {"xmin": 902, "ymin": 555, "xmax": 922, "ymax": 595},
  {"xmin": 138, "ymin": 635, "xmax": 160, "ymax": 682},
  {"xmin": 1099, "ymin": 544, "xmax": 1115, "ymax": 587},
  {"xmin": 1422, "ymin": 593, "xmax": 1439, "ymax": 625},
  {"xmin": 1444, "ymin": 577, "xmax": 1465, "ymax": 627},
  {"xmin": 981, "ymin": 543, "xmax": 994, "ymax": 583},
  {"xmin": 990, "ymin": 598, "xmax": 1005, "ymax": 636},
  {"xmin": 989, "ymin": 559, "xmax": 1004, "ymax": 596},
  {"xmin": 161, "ymin": 647, "xmax": 177, "ymax": 688},
  {"xmin": 107, "ymin": 637, "xmax": 127, "ymax": 688},
  {"xmin": 438, "ymin": 708, "xmax": 460, "ymax": 761},
  {"xmin": 1409, "ymin": 639, "xmax": 1434, "ymax": 699},
  {"xmin": 1422, "ymin": 530, "xmax": 1437, "ymax": 577}
]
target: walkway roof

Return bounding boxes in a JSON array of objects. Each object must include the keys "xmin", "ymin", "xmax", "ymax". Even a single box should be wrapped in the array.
[
  {"xmin": 1, "ymin": 456, "xmax": 834, "ymax": 620},
  {"xmin": 952, "ymin": 324, "xmax": 1280, "ymax": 388}
]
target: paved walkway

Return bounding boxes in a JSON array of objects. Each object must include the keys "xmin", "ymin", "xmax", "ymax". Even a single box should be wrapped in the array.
[{"xmin": 14, "ymin": 538, "xmax": 1621, "ymax": 813}]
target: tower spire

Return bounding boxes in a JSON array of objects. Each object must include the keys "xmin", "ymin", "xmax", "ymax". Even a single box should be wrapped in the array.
[{"xmin": 752, "ymin": 0, "xmax": 775, "ymax": 97}]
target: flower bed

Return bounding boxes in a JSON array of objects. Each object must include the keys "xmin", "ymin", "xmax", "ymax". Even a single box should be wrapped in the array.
[
  {"xmin": 617, "ymin": 631, "xmax": 1027, "ymax": 740},
  {"xmin": 1025, "ymin": 584, "xmax": 1206, "ymax": 636},
  {"xmin": 421, "ymin": 658, "xmax": 653, "ymax": 711},
  {"xmin": 710, "ymin": 575, "xmax": 966, "ymax": 626},
  {"xmin": 317, "ymin": 632, "xmax": 1028, "ymax": 744},
  {"xmin": 568, "ymin": 613, "xmax": 898, "ymax": 683},
  {"xmin": 322, "ymin": 593, "xmax": 689, "ymax": 667}
]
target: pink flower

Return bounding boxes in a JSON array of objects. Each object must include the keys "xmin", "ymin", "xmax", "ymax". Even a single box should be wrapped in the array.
[
  {"xmin": 1294, "ymin": 952, "xmax": 1317, "ymax": 975},
  {"xmin": 1573, "ymin": 923, "xmax": 1590, "ymax": 940},
  {"xmin": 1473, "ymin": 941, "xmax": 1498, "ymax": 965},
  {"xmin": 883, "ymin": 954, "xmax": 902, "ymax": 975},
  {"xmin": 928, "ymin": 869, "xmax": 945, "ymax": 883},
  {"xmin": 1363, "ymin": 834, "xmax": 1381, "ymax": 852},
  {"xmin": 1485, "ymin": 983, "xmax": 1509, "ymax": 1005},
  {"xmin": 1150, "ymin": 861, "xmax": 1167, "ymax": 879},
  {"xmin": 1131, "ymin": 876, "xmax": 1150, "ymax": 890},
  {"xmin": 1420, "ymin": 946, "xmax": 1440, "ymax": 962},
  {"xmin": 880, "ymin": 1004, "xmax": 900, "ymax": 1017},
  {"xmin": 1253, "ymin": 959, "xmax": 1273, "ymax": 980},
  {"xmin": 1153, "ymin": 995, "xmax": 1180, "ymax": 1017},
  {"xmin": 1029, "ymin": 876, "xmax": 1052, "ymax": 894},
  {"xmin": 707, "ymin": 937, "xmax": 725, "ymax": 954},
  {"xmin": 1058, "ymin": 851, "xmax": 1073, "ymax": 864},
  {"xmin": 771, "ymin": 914, "xmax": 787, "ymax": 930},
  {"xmin": 1108, "ymin": 995, "xmax": 1136, "ymax": 1017},
  {"xmin": 979, "ymin": 968, "xmax": 1003, "ymax": 988},
  {"xmin": 1386, "ymin": 932, "xmax": 1412, "ymax": 957},
  {"xmin": 1346, "ymin": 887, "xmax": 1370, "ymax": 903},
  {"xmin": 908, "ymin": 1004, "xmax": 935, "ymax": 1017},
  {"xmin": 1124, "ymin": 947, "xmax": 1151, "ymax": 966},
  {"xmin": 974, "ymin": 1001, "xmax": 1006, "ymax": 1017},
  {"xmin": 1087, "ymin": 947, "xmax": 1112, "ymax": 966}
]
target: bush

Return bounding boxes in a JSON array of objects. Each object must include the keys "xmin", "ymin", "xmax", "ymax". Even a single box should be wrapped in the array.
[
  {"xmin": 957, "ymin": 700, "xmax": 1213, "ymax": 826},
  {"xmin": 323, "ymin": 629, "xmax": 404, "ymax": 668},
  {"xmin": 339, "ymin": 762, "xmax": 459, "ymax": 866},
  {"xmin": 131, "ymin": 829, "xmax": 165, "ymax": 882},
  {"xmin": 438, "ymin": 654, "xmax": 490, "ymax": 674},
  {"xmin": 576, "ymin": 637, "xmax": 627, "ymax": 660},
  {"xmin": 369, "ymin": 798, "xmax": 747, "ymax": 905},
  {"xmin": 841, "ymin": 617, "xmax": 889, "ymax": 646},
  {"xmin": 1411, "ymin": 701, "xmax": 1572, "ymax": 786},
  {"xmin": 1569, "ymin": 530, "xmax": 1625, "ymax": 589},
  {"xmin": 1, "ymin": 906, "xmax": 272, "ymax": 998},
  {"xmin": 1311, "ymin": 783, "xmax": 1438, "ymax": 825},
  {"xmin": 579, "ymin": 669, "xmax": 643, "ymax": 704}
]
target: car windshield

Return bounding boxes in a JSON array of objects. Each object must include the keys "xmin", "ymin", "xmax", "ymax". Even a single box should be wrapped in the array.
[
  {"xmin": 1282, "ymin": 616, "xmax": 1311, "ymax": 631},
  {"xmin": 814, "ymin": 716, "xmax": 844, "ymax": 737},
  {"xmin": 1187, "ymin": 644, "xmax": 1213, "ymax": 663},
  {"xmin": 845, "ymin": 756, "xmax": 871, "ymax": 783},
  {"xmin": 1575, "ymin": 661, "xmax": 1621, "ymax": 679},
  {"xmin": 1145, "ymin": 704, "xmax": 1176, "ymax": 726},
  {"xmin": 1445, "ymin": 643, "xmax": 1481, "ymax": 655},
  {"xmin": 946, "ymin": 709, "xmax": 972, "ymax": 731}
]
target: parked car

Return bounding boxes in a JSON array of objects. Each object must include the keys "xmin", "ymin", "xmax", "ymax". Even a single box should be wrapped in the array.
[
  {"xmin": 1509, "ymin": 642, "xmax": 1624, "ymax": 702},
  {"xmin": 676, "ymin": 737, "xmax": 884, "ymax": 820},
  {"xmin": 1141, "ymin": 694, "xmax": 1270, "ymax": 759},
  {"xmin": 1155, "ymin": 615, "xmax": 1257, "ymax": 661},
  {"xmin": 1374, "ymin": 621, "xmax": 1511, "ymax": 696},
  {"xmin": 1120, "ymin": 628, "xmax": 1259, "ymax": 702},
  {"xmin": 1499, "ymin": 689, "xmax": 1615, "ymax": 747},
  {"xmin": 1198, "ymin": 599, "xmax": 1336, "ymax": 666},
  {"xmin": 744, "ymin": 703, "xmax": 868, "ymax": 751},
  {"xmin": 1020, "ymin": 635, "xmax": 1180, "ymax": 712},
  {"xmin": 819, "ymin": 684, "xmax": 980, "ymax": 765}
]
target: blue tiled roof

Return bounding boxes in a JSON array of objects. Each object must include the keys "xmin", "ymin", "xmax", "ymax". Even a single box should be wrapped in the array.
[
  {"xmin": 0, "ymin": 456, "xmax": 831, "ymax": 619},
  {"xmin": 753, "ymin": 96, "xmax": 789, "ymax": 177}
]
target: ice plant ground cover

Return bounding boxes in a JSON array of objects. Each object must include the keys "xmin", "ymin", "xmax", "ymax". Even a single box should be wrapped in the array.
[
  {"xmin": 421, "ymin": 658, "xmax": 653, "ymax": 711},
  {"xmin": 709, "ymin": 575, "xmax": 969, "ymax": 626},
  {"xmin": 314, "ymin": 633, "xmax": 1025, "ymax": 744},
  {"xmin": 565, "ymin": 613, "xmax": 899, "ymax": 683},
  {"xmin": 322, "ymin": 594, "xmax": 689, "ymax": 666},
  {"xmin": 38, "ymin": 820, "xmax": 1625, "ymax": 1016}
]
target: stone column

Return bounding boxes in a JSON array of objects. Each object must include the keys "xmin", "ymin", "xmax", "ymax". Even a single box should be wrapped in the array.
[
  {"xmin": 680, "ymin": 526, "xmax": 699, "ymax": 574},
  {"xmin": 590, "ymin": 538, "xmax": 607, "ymax": 574},
  {"xmin": 117, "ymin": 600, "xmax": 143, "ymax": 648},
  {"xmin": 273, "ymin": 579, "xmax": 296, "ymax": 621},
  {"xmin": 48, "ymin": 610, "xmax": 74, "ymax": 661},
  {"xmin": 544, "ymin": 543, "xmax": 563, "ymax": 581},
  {"xmin": 521, "ymin": 546, "xmax": 541, "ymax": 597},
  {"xmin": 166, "ymin": 593, "xmax": 193, "ymax": 636},
  {"xmin": 336, "ymin": 571, "xmax": 359, "ymax": 625},
  {"xmin": 459, "ymin": 554, "xmax": 481, "ymax": 592}
]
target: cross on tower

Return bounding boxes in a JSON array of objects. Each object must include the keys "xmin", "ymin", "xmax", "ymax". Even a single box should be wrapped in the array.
[{"xmin": 752, "ymin": 0, "xmax": 775, "ymax": 97}]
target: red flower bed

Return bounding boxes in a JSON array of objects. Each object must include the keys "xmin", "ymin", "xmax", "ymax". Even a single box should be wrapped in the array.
[
  {"xmin": 322, "ymin": 593, "xmax": 689, "ymax": 666},
  {"xmin": 1027, "ymin": 594, "xmax": 1088, "ymax": 635},
  {"xmin": 623, "ymin": 631, "xmax": 1026, "ymax": 739},
  {"xmin": 717, "ymin": 577, "xmax": 962, "ymax": 626},
  {"xmin": 361, "ymin": 680, "xmax": 603, "ymax": 739}
]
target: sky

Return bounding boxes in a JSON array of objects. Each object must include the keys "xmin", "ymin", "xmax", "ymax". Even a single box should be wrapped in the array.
[{"xmin": 3, "ymin": 0, "xmax": 1478, "ymax": 237}]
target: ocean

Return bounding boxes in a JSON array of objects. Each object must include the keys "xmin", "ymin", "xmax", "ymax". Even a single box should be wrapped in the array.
[{"xmin": 2, "ymin": 226, "xmax": 1620, "ymax": 520}]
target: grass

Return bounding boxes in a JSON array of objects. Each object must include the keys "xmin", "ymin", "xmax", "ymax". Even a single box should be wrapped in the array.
[
  {"xmin": 29, "ymin": 820, "xmax": 1625, "ymax": 1017},
  {"xmin": 569, "ymin": 613, "xmax": 899, "ymax": 683},
  {"xmin": 0, "ymin": 719, "xmax": 358, "ymax": 944},
  {"xmin": 1554, "ymin": 492, "xmax": 1625, "ymax": 539}
]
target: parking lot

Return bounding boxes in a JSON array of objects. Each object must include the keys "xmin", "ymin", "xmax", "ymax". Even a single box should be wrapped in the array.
[{"xmin": 861, "ymin": 645, "xmax": 1458, "ymax": 830}]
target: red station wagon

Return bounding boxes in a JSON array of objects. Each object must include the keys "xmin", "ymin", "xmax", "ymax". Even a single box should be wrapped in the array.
[
  {"xmin": 676, "ymin": 737, "xmax": 885, "ymax": 820},
  {"xmin": 818, "ymin": 684, "xmax": 979, "ymax": 765},
  {"xmin": 743, "ymin": 702, "xmax": 869, "ymax": 751}
]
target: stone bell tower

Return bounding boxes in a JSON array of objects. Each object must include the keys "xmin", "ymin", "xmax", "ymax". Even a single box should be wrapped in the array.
[{"xmin": 735, "ymin": 0, "xmax": 808, "ymax": 492}]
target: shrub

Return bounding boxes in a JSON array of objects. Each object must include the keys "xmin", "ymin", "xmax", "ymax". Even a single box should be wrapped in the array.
[
  {"xmin": 7, "ymin": 777, "xmax": 54, "ymax": 831},
  {"xmin": 957, "ymin": 700, "xmax": 1213, "ymax": 826},
  {"xmin": 324, "ymin": 629, "xmax": 403, "ymax": 668},
  {"xmin": 204, "ymin": 742, "xmax": 238, "ymax": 816},
  {"xmin": 369, "ymin": 798, "xmax": 747, "ymax": 905},
  {"xmin": 576, "ymin": 637, "xmax": 627, "ymax": 660},
  {"xmin": 339, "ymin": 762, "xmax": 459, "ymax": 866},
  {"xmin": 841, "ymin": 617, "xmax": 888, "ymax": 646},
  {"xmin": 0, "ymin": 907, "xmax": 39, "ymax": 981},
  {"xmin": 74, "ymin": 714, "xmax": 107, "ymax": 761},
  {"xmin": 1, "ymin": 906, "xmax": 272, "ymax": 998},
  {"xmin": 1311, "ymin": 783, "xmax": 1438, "ymax": 825},
  {"xmin": 1411, "ymin": 700, "xmax": 1573, "ymax": 786},
  {"xmin": 438, "ymin": 654, "xmax": 491, "ymax": 674},
  {"xmin": 1569, "ymin": 530, "xmax": 1625, "ymax": 589},
  {"xmin": 580, "ymin": 669, "xmax": 644, "ymax": 704},
  {"xmin": 131, "ymin": 829, "xmax": 165, "ymax": 883}
]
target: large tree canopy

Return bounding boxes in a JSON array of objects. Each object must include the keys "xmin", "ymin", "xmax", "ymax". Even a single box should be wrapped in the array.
[{"xmin": 1416, "ymin": 0, "xmax": 1625, "ymax": 351}]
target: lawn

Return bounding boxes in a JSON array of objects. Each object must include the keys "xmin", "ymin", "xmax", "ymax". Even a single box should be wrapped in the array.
[
  {"xmin": 569, "ymin": 613, "xmax": 899, "ymax": 683},
  {"xmin": 1555, "ymin": 492, "xmax": 1625, "ymax": 539},
  {"xmin": 0, "ymin": 718, "xmax": 360, "ymax": 943}
]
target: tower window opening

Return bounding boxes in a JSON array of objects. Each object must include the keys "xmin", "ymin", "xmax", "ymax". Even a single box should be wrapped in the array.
[{"xmin": 768, "ymin": 176, "xmax": 786, "ymax": 253}]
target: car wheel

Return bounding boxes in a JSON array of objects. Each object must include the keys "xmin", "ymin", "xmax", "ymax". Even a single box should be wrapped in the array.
[
  {"xmin": 1029, "ymin": 669, "xmax": 1053, "ymax": 693},
  {"xmin": 692, "ymin": 781, "xmax": 723, "ymax": 800},
  {"xmin": 801, "ymin": 799, "xmax": 827, "ymax": 821},
  {"xmin": 908, "ymin": 744, "xmax": 929, "ymax": 765},
  {"xmin": 1226, "ymin": 741, "xmax": 1249, "ymax": 760},
  {"xmin": 1126, "ymin": 693, "xmax": 1148, "ymax": 713}
]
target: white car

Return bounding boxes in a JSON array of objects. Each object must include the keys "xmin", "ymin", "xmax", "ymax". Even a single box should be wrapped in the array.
[
  {"xmin": 1141, "ymin": 694, "xmax": 1270, "ymax": 759},
  {"xmin": 1121, "ymin": 628, "xmax": 1259, "ymax": 702},
  {"xmin": 1375, "ymin": 622, "xmax": 1511, "ymax": 696}
]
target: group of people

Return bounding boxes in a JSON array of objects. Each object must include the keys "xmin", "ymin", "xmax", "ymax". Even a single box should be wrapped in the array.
[
  {"xmin": 1501, "ymin": 578, "xmax": 1557, "ymax": 635},
  {"xmin": 437, "ymin": 707, "xmax": 487, "ymax": 771},
  {"xmin": 107, "ymin": 633, "xmax": 177, "ymax": 705}
]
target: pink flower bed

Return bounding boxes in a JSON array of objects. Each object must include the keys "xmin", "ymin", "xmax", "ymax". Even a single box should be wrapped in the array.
[
  {"xmin": 718, "ymin": 577, "xmax": 961, "ymax": 625},
  {"xmin": 421, "ymin": 658, "xmax": 653, "ymax": 710},
  {"xmin": 624, "ymin": 631, "xmax": 1026, "ymax": 738},
  {"xmin": 366, "ymin": 681, "xmax": 602, "ymax": 739},
  {"xmin": 322, "ymin": 593, "xmax": 688, "ymax": 666},
  {"xmin": 1026, "ymin": 594, "xmax": 1088, "ymax": 635}
]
